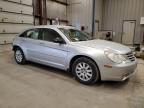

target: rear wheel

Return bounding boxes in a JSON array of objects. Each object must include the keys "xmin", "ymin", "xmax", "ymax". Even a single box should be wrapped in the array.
[
  {"xmin": 14, "ymin": 48, "xmax": 26, "ymax": 64},
  {"xmin": 72, "ymin": 57, "xmax": 100, "ymax": 85}
]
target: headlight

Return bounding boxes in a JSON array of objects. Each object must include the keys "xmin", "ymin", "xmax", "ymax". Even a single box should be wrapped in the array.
[{"xmin": 104, "ymin": 50, "xmax": 126, "ymax": 64}]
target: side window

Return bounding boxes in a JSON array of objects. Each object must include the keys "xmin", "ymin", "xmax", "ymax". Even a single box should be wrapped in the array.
[
  {"xmin": 19, "ymin": 29, "xmax": 42, "ymax": 40},
  {"xmin": 19, "ymin": 31, "xmax": 27, "ymax": 37},
  {"xmin": 26, "ymin": 29, "xmax": 39, "ymax": 39},
  {"xmin": 42, "ymin": 28, "xmax": 64, "ymax": 43}
]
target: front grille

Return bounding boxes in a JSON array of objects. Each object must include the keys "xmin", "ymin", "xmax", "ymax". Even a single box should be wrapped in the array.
[{"xmin": 125, "ymin": 52, "xmax": 135, "ymax": 62}]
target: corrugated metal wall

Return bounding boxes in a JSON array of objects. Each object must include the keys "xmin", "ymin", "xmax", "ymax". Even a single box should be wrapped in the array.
[
  {"xmin": 95, "ymin": 0, "xmax": 103, "ymax": 30},
  {"xmin": 46, "ymin": 0, "xmax": 66, "ymax": 20},
  {"xmin": 1, "ymin": 0, "xmax": 143, "ymax": 44},
  {"xmin": 102, "ymin": 0, "xmax": 144, "ymax": 43},
  {"xmin": 67, "ymin": 0, "xmax": 93, "ymax": 33},
  {"xmin": 67, "ymin": 0, "xmax": 103, "ymax": 33},
  {"xmin": 46, "ymin": 0, "xmax": 67, "ymax": 25},
  {"xmin": 0, "ymin": 0, "xmax": 34, "ymax": 44}
]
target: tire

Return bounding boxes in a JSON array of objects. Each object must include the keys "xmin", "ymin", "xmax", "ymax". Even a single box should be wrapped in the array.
[
  {"xmin": 14, "ymin": 48, "xmax": 26, "ymax": 64},
  {"xmin": 72, "ymin": 57, "xmax": 100, "ymax": 85}
]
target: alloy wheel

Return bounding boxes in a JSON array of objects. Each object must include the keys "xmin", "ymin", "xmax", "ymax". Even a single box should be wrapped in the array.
[
  {"xmin": 15, "ymin": 50, "xmax": 23, "ymax": 63},
  {"xmin": 75, "ymin": 62, "xmax": 93, "ymax": 81}
]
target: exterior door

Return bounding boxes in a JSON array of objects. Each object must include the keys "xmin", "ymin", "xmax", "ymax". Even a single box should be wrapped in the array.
[
  {"xmin": 19, "ymin": 28, "xmax": 44, "ymax": 60},
  {"xmin": 37, "ymin": 28, "xmax": 68, "ymax": 70},
  {"xmin": 122, "ymin": 20, "xmax": 136, "ymax": 45}
]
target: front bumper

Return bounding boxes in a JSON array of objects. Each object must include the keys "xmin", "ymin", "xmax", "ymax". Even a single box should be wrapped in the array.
[{"xmin": 100, "ymin": 60, "xmax": 137, "ymax": 81}]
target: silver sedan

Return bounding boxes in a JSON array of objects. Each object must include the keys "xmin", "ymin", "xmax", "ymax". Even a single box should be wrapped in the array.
[{"xmin": 12, "ymin": 25, "xmax": 137, "ymax": 85}]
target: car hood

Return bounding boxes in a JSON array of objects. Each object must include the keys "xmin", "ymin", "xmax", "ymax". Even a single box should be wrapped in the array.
[{"xmin": 71, "ymin": 39, "xmax": 131, "ymax": 54}]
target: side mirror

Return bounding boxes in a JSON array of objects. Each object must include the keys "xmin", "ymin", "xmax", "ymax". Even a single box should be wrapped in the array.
[{"xmin": 54, "ymin": 37, "xmax": 65, "ymax": 44}]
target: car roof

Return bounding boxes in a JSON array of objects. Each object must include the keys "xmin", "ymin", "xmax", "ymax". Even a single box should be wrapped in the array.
[
  {"xmin": 33, "ymin": 25, "xmax": 75, "ymax": 29},
  {"xmin": 19, "ymin": 25, "xmax": 76, "ymax": 36}
]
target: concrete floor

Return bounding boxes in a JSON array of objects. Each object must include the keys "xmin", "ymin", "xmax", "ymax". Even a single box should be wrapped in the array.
[{"xmin": 0, "ymin": 45, "xmax": 144, "ymax": 108}]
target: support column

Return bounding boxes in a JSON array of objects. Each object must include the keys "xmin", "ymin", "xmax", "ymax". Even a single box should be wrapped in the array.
[
  {"xmin": 43, "ymin": 0, "xmax": 47, "ymax": 25},
  {"xmin": 38, "ymin": 0, "xmax": 47, "ymax": 25},
  {"xmin": 91, "ymin": 0, "xmax": 96, "ymax": 38}
]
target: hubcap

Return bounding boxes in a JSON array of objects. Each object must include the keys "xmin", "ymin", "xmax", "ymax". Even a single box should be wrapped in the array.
[
  {"xmin": 15, "ymin": 50, "xmax": 23, "ymax": 62},
  {"xmin": 75, "ymin": 62, "xmax": 93, "ymax": 81}
]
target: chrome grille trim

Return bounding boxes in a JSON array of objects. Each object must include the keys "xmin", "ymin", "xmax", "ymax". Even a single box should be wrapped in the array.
[{"xmin": 125, "ymin": 52, "xmax": 135, "ymax": 62}]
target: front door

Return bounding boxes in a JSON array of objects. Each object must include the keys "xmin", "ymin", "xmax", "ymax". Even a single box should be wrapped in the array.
[
  {"xmin": 122, "ymin": 20, "xmax": 136, "ymax": 45},
  {"xmin": 37, "ymin": 28, "xmax": 68, "ymax": 70}
]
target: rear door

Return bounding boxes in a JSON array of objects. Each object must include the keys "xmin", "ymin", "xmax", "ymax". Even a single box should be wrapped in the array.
[{"xmin": 20, "ymin": 28, "xmax": 44, "ymax": 61}]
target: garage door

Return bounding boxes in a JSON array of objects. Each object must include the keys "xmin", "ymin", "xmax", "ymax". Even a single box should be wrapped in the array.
[{"xmin": 0, "ymin": 0, "xmax": 34, "ymax": 44}]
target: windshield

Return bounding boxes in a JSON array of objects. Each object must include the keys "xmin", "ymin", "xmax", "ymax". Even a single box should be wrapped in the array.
[{"xmin": 59, "ymin": 28, "xmax": 91, "ymax": 42}]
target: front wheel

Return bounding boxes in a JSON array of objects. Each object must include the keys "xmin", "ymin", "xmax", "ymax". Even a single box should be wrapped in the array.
[
  {"xmin": 14, "ymin": 48, "xmax": 26, "ymax": 64},
  {"xmin": 72, "ymin": 57, "xmax": 100, "ymax": 85}
]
